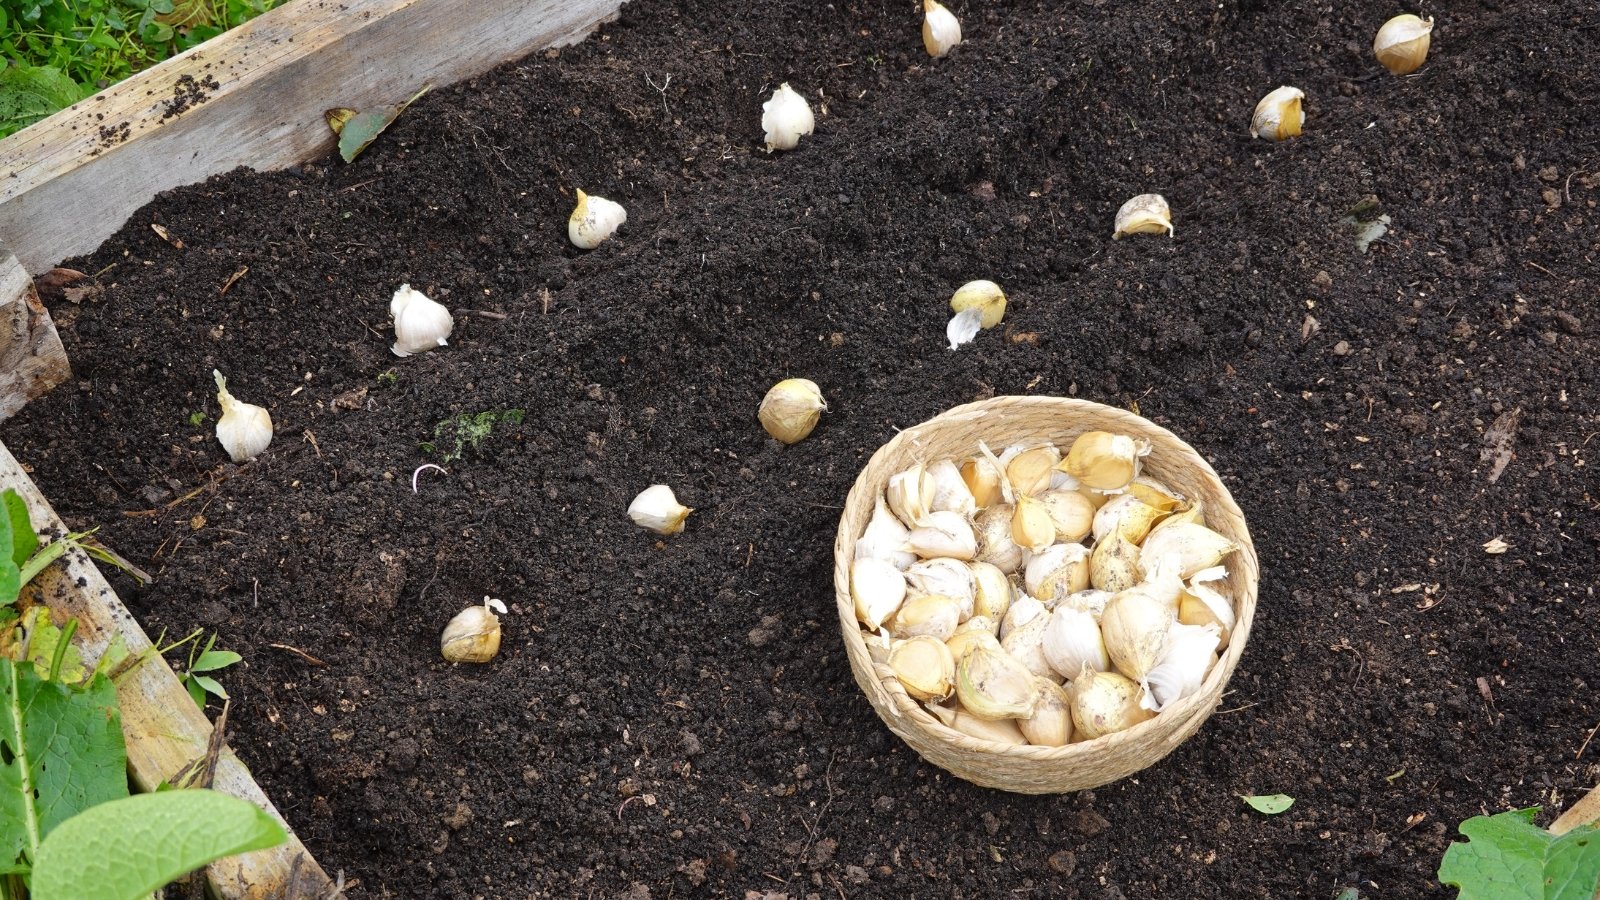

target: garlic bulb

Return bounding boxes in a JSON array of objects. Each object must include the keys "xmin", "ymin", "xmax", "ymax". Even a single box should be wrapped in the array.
[
  {"xmin": 926, "ymin": 459, "xmax": 977, "ymax": 516},
  {"xmin": 1010, "ymin": 495, "xmax": 1056, "ymax": 553},
  {"xmin": 886, "ymin": 464, "xmax": 935, "ymax": 528},
  {"xmin": 950, "ymin": 280, "xmax": 1006, "ymax": 328},
  {"xmin": 955, "ymin": 644, "xmax": 1038, "ymax": 720},
  {"xmin": 1092, "ymin": 494, "xmax": 1166, "ymax": 545},
  {"xmin": 441, "ymin": 597, "xmax": 506, "ymax": 663},
  {"xmin": 1005, "ymin": 445, "xmax": 1059, "ymax": 497},
  {"xmin": 627, "ymin": 484, "xmax": 692, "ymax": 535},
  {"xmin": 973, "ymin": 504, "xmax": 1024, "ymax": 573},
  {"xmin": 905, "ymin": 510, "xmax": 978, "ymax": 561},
  {"xmin": 1060, "ymin": 589, "xmax": 1113, "ymax": 621},
  {"xmin": 1070, "ymin": 670, "xmax": 1152, "ymax": 739},
  {"xmin": 1139, "ymin": 521, "xmax": 1238, "ymax": 580},
  {"xmin": 888, "ymin": 593, "xmax": 962, "ymax": 641},
  {"xmin": 1100, "ymin": 588, "xmax": 1173, "ymax": 686},
  {"xmin": 1178, "ymin": 565, "xmax": 1236, "ymax": 648},
  {"xmin": 999, "ymin": 594, "xmax": 1046, "ymax": 640},
  {"xmin": 921, "ymin": 0, "xmax": 962, "ymax": 58},
  {"xmin": 761, "ymin": 83, "xmax": 815, "ymax": 152},
  {"xmin": 855, "ymin": 496, "xmax": 917, "ymax": 570},
  {"xmin": 1089, "ymin": 529, "xmax": 1141, "ymax": 593},
  {"xmin": 890, "ymin": 636, "xmax": 956, "ymax": 701},
  {"xmin": 389, "ymin": 283, "xmax": 454, "ymax": 357},
  {"xmin": 1019, "ymin": 678, "xmax": 1074, "ymax": 746},
  {"xmin": 960, "ymin": 456, "xmax": 1003, "ymax": 508},
  {"xmin": 758, "ymin": 378, "xmax": 827, "ymax": 444},
  {"xmin": 1374, "ymin": 14, "xmax": 1433, "ymax": 75},
  {"xmin": 906, "ymin": 558, "xmax": 976, "ymax": 618},
  {"xmin": 945, "ymin": 626, "xmax": 1001, "ymax": 662},
  {"xmin": 1024, "ymin": 543, "xmax": 1091, "ymax": 602},
  {"xmin": 1041, "ymin": 490, "xmax": 1095, "ymax": 543},
  {"xmin": 852, "ymin": 557, "xmax": 908, "ymax": 630},
  {"xmin": 1112, "ymin": 193, "xmax": 1173, "ymax": 239},
  {"xmin": 1000, "ymin": 614, "xmax": 1054, "ymax": 679},
  {"xmin": 1250, "ymin": 86, "xmax": 1305, "ymax": 141},
  {"xmin": 926, "ymin": 701, "xmax": 1027, "ymax": 745},
  {"xmin": 1042, "ymin": 607, "xmax": 1110, "ymax": 680},
  {"xmin": 969, "ymin": 561, "xmax": 1012, "ymax": 621},
  {"xmin": 1140, "ymin": 622, "xmax": 1221, "ymax": 712},
  {"xmin": 213, "ymin": 370, "xmax": 273, "ymax": 463},
  {"xmin": 567, "ymin": 189, "xmax": 628, "ymax": 249},
  {"xmin": 1062, "ymin": 431, "xmax": 1146, "ymax": 490}
]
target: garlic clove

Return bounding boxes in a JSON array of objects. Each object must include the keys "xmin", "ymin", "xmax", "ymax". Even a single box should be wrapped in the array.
[
  {"xmin": 945, "ymin": 625, "xmax": 1001, "ymax": 662},
  {"xmin": 954, "ymin": 614, "xmax": 1000, "ymax": 637},
  {"xmin": 855, "ymin": 495, "xmax": 918, "ymax": 570},
  {"xmin": 949, "ymin": 280, "xmax": 1006, "ymax": 329},
  {"xmin": 1373, "ymin": 14, "xmax": 1433, "ymax": 75},
  {"xmin": 999, "ymin": 594, "xmax": 1047, "ymax": 640},
  {"xmin": 886, "ymin": 464, "xmax": 936, "ymax": 529},
  {"xmin": 1024, "ymin": 543, "xmax": 1091, "ymax": 603},
  {"xmin": 1000, "ymin": 614, "xmax": 1055, "ymax": 679},
  {"xmin": 1091, "ymin": 493, "xmax": 1167, "ymax": 545},
  {"xmin": 906, "ymin": 557, "xmax": 977, "ymax": 619},
  {"xmin": 852, "ymin": 557, "xmax": 908, "ymax": 630},
  {"xmin": 1139, "ymin": 622, "xmax": 1221, "ymax": 712},
  {"xmin": 926, "ymin": 700, "xmax": 1028, "ymax": 745},
  {"xmin": 972, "ymin": 504, "xmax": 1024, "ymax": 573},
  {"xmin": 627, "ymin": 484, "xmax": 693, "ymax": 535},
  {"xmin": 926, "ymin": 458, "xmax": 977, "ymax": 517},
  {"xmin": 568, "ymin": 189, "xmax": 628, "ymax": 249},
  {"xmin": 758, "ymin": 378, "xmax": 827, "ymax": 444},
  {"xmin": 1100, "ymin": 588, "xmax": 1174, "ymax": 686},
  {"xmin": 960, "ymin": 456, "xmax": 1004, "ymax": 509},
  {"xmin": 1139, "ymin": 521, "xmax": 1238, "ymax": 580},
  {"xmin": 1179, "ymin": 565, "xmax": 1236, "ymax": 648},
  {"xmin": 1070, "ymin": 670, "xmax": 1152, "ymax": 739},
  {"xmin": 1061, "ymin": 431, "xmax": 1147, "ymax": 491},
  {"xmin": 955, "ymin": 644, "xmax": 1039, "ymax": 720},
  {"xmin": 1041, "ymin": 490, "xmax": 1096, "ymax": 543},
  {"xmin": 389, "ymin": 283, "xmax": 454, "ymax": 357},
  {"xmin": 888, "ymin": 593, "xmax": 963, "ymax": 641},
  {"xmin": 1250, "ymin": 86, "xmax": 1306, "ymax": 141},
  {"xmin": 1019, "ymin": 677, "xmax": 1074, "ymax": 746},
  {"xmin": 1010, "ymin": 495, "xmax": 1056, "ymax": 553},
  {"xmin": 1126, "ymin": 477, "xmax": 1184, "ymax": 512},
  {"xmin": 921, "ymin": 0, "xmax": 962, "ymax": 58},
  {"xmin": 1060, "ymin": 589, "xmax": 1113, "ymax": 621},
  {"xmin": 1089, "ymin": 529, "xmax": 1142, "ymax": 593},
  {"xmin": 1005, "ymin": 445, "xmax": 1059, "ymax": 497},
  {"xmin": 213, "ymin": 370, "xmax": 273, "ymax": 463},
  {"xmin": 441, "ymin": 597, "xmax": 505, "ymax": 663},
  {"xmin": 969, "ymin": 561, "xmax": 1013, "ymax": 621},
  {"xmin": 761, "ymin": 82, "xmax": 815, "ymax": 152},
  {"xmin": 946, "ymin": 306, "xmax": 984, "ymax": 351},
  {"xmin": 904, "ymin": 510, "xmax": 978, "ymax": 561},
  {"xmin": 1042, "ymin": 606, "xmax": 1110, "ymax": 680},
  {"xmin": 889, "ymin": 636, "xmax": 956, "ymax": 701},
  {"xmin": 1112, "ymin": 193, "xmax": 1173, "ymax": 239}
]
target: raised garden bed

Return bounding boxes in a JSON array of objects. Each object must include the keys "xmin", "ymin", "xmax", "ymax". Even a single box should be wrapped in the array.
[{"xmin": 2, "ymin": 0, "xmax": 1598, "ymax": 895}]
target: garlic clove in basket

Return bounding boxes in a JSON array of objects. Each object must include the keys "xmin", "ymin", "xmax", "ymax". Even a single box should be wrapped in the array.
[
  {"xmin": 973, "ymin": 504, "xmax": 1024, "ymax": 573},
  {"xmin": 1139, "ymin": 622, "xmax": 1221, "ymax": 712},
  {"xmin": 886, "ymin": 464, "xmax": 936, "ymax": 529},
  {"xmin": 1042, "ymin": 606, "xmax": 1110, "ymax": 680},
  {"xmin": 1011, "ymin": 495, "xmax": 1056, "ymax": 553},
  {"xmin": 956, "ymin": 643, "xmax": 1039, "ymax": 720},
  {"xmin": 1070, "ymin": 670, "xmax": 1152, "ymax": 739},
  {"xmin": 926, "ymin": 701, "xmax": 1028, "ymax": 745},
  {"xmin": 855, "ymin": 496, "xmax": 917, "ymax": 571},
  {"xmin": 969, "ymin": 561, "xmax": 1013, "ymax": 621},
  {"xmin": 999, "ymin": 594, "xmax": 1047, "ymax": 640},
  {"xmin": 852, "ymin": 557, "xmax": 908, "ymax": 631},
  {"xmin": 1178, "ymin": 566, "xmax": 1236, "ymax": 648},
  {"xmin": 1061, "ymin": 431, "xmax": 1148, "ymax": 491},
  {"xmin": 1040, "ymin": 489, "xmax": 1096, "ymax": 543},
  {"xmin": 1019, "ymin": 677, "xmax": 1075, "ymax": 747},
  {"xmin": 1100, "ymin": 587, "xmax": 1174, "ymax": 686},
  {"xmin": 960, "ymin": 456, "xmax": 1004, "ymax": 508},
  {"xmin": 906, "ymin": 557, "xmax": 977, "ymax": 619},
  {"xmin": 1092, "ymin": 493, "xmax": 1168, "ymax": 545},
  {"xmin": 888, "ymin": 593, "xmax": 963, "ymax": 641},
  {"xmin": 904, "ymin": 510, "xmax": 978, "ymax": 561},
  {"xmin": 1005, "ymin": 445, "xmax": 1060, "ymax": 497},
  {"xmin": 890, "ymin": 636, "xmax": 956, "ymax": 702},
  {"xmin": 1126, "ymin": 477, "xmax": 1184, "ymax": 512},
  {"xmin": 1000, "ymin": 614, "xmax": 1055, "ymax": 679},
  {"xmin": 926, "ymin": 458, "xmax": 977, "ymax": 517},
  {"xmin": 1139, "ymin": 522, "xmax": 1238, "ymax": 580},
  {"xmin": 945, "ymin": 625, "xmax": 1001, "ymax": 662},
  {"xmin": 1089, "ymin": 529, "xmax": 1142, "ymax": 593},
  {"xmin": 1024, "ymin": 543, "xmax": 1091, "ymax": 603},
  {"xmin": 1060, "ymin": 588, "xmax": 1113, "ymax": 621}
]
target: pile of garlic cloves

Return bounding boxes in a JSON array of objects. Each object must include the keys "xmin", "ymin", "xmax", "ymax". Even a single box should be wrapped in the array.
[{"xmin": 852, "ymin": 430, "xmax": 1240, "ymax": 747}]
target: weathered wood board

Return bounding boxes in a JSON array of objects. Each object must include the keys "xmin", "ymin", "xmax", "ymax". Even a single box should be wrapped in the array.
[
  {"xmin": 0, "ymin": 250, "xmax": 71, "ymax": 422},
  {"xmin": 0, "ymin": 0, "xmax": 626, "ymax": 274},
  {"xmin": 1, "ymin": 440, "xmax": 334, "ymax": 897}
]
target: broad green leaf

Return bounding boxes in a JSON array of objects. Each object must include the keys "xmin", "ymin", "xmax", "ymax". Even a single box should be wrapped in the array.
[
  {"xmin": 330, "ymin": 84, "xmax": 430, "ymax": 163},
  {"xmin": 190, "ymin": 650, "xmax": 240, "ymax": 673},
  {"xmin": 192, "ymin": 674, "xmax": 227, "ymax": 700},
  {"xmin": 30, "ymin": 790, "xmax": 287, "ymax": 900},
  {"xmin": 3, "ymin": 489, "xmax": 39, "ymax": 570},
  {"xmin": 0, "ymin": 661, "xmax": 128, "ymax": 869},
  {"xmin": 185, "ymin": 676, "xmax": 206, "ymax": 709},
  {"xmin": 1241, "ymin": 794, "xmax": 1295, "ymax": 815},
  {"xmin": 0, "ymin": 65, "xmax": 83, "ymax": 133},
  {"xmin": 1438, "ymin": 808, "xmax": 1600, "ymax": 900}
]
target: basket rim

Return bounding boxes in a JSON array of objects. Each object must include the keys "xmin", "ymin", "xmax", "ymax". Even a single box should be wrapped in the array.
[{"xmin": 833, "ymin": 395, "xmax": 1260, "ymax": 761}]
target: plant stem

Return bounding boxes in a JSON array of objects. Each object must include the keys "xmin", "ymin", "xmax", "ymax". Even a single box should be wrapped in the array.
[
  {"xmin": 17, "ymin": 539, "xmax": 69, "ymax": 590},
  {"xmin": 3, "ymin": 661, "xmax": 43, "ymax": 865}
]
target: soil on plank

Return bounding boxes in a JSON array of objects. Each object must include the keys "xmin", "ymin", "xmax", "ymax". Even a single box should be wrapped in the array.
[{"xmin": 7, "ymin": 0, "xmax": 1600, "ymax": 896}]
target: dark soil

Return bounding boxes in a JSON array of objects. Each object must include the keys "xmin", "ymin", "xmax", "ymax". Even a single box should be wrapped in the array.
[{"xmin": 7, "ymin": 0, "xmax": 1600, "ymax": 896}]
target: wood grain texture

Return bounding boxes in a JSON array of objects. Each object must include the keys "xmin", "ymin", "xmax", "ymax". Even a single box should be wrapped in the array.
[
  {"xmin": 0, "ymin": 441, "xmax": 334, "ymax": 898},
  {"xmin": 0, "ymin": 0, "xmax": 626, "ymax": 273},
  {"xmin": 0, "ymin": 250, "xmax": 71, "ymax": 420},
  {"xmin": 1550, "ymin": 782, "xmax": 1600, "ymax": 836}
]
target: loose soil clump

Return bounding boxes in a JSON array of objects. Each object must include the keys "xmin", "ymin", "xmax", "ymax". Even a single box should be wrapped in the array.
[{"xmin": 6, "ymin": 0, "xmax": 1598, "ymax": 896}]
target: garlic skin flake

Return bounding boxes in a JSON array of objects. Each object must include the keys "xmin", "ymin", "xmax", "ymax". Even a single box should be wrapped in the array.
[
  {"xmin": 855, "ymin": 496, "xmax": 917, "ymax": 570},
  {"xmin": 441, "ymin": 597, "xmax": 507, "ymax": 664},
  {"xmin": 1374, "ymin": 14, "xmax": 1434, "ymax": 75},
  {"xmin": 390, "ymin": 283, "xmax": 454, "ymax": 357},
  {"xmin": 1112, "ymin": 193, "xmax": 1173, "ymax": 239},
  {"xmin": 213, "ymin": 370, "xmax": 273, "ymax": 463},
  {"xmin": 921, "ymin": 0, "xmax": 962, "ymax": 58},
  {"xmin": 1250, "ymin": 86, "xmax": 1305, "ymax": 141},
  {"xmin": 627, "ymin": 484, "xmax": 693, "ymax": 535},
  {"xmin": 759, "ymin": 378, "xmax": 827, "ymax": 444},
  {"xmin": 1140, "ymin": 622, "xmax": 1221, "ymax": 712},
  {"xmin": 761, "ymin": 83, "xmax": 815, "ymax": 152},
  {"xmin": 946, "ymin": 306, "xmax": 984, "ymax": 351},
  {"xmin": 568, "ymin": 189, "xmax": 628, "ymax": 249}
]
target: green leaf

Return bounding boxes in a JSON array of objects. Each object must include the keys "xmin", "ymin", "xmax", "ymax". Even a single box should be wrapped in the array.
[
  {"xmin": 191, "ymin": 674, "xmax": 227, "ymax": 700},
  {"xmin": 331, "ymin": 84, "xmax": 430, "ymax": 163},
  {"xmin": 0, "ymin": 661, "xmax": 128, "ymax": 869},
  {"xmin": 1241, "ymin": 794, "xmax": 1295, "ymax": 815},
  {"xmin": 18, "ymin": 607, "xmax": 85, "ymax": 685},
  {"xmin": 30, "ymin": 790, "xmax": 288, "ymax": 900},
  {"xmin": 0, "ymin": 64, "xmax": 83, "ymax": 133},
  {"xmin": 185, "ymin": 676, "xmax": 206, "ymax": 709},
  {"xmin": 0, "ymin": 497, "xmax": 17, "ymax": 607},
  {"xmin": 190, "ymin": 650, "xmax": 240, "ymax": 673},
  {"xmin": 2, "ymin": 490, "xmax": 38, "ymax": 574},
  {"xmin": 1439, "ymin": 808, "xmax": 1600, "ymax": 900}
]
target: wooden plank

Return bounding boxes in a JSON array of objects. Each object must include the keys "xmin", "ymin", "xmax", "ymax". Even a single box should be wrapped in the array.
[
  {"xmin": 0, "ymin": 440, "xmax": 334, "ymax": 898},
  {"xmin": 0, "ymin": 0, "xmax": 626, "ymax": 274},
  {"xmin": 1551, "ymin": 782, "xmax": 1600, "ymax": 836},
  {"xmin": 0, "ymin": 249, "xmax": 71, "ymax": 420}
]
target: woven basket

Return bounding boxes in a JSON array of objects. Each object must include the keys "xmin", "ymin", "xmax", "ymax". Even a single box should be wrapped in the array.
[{"xmin": 833, "ymin": 396, "xmax": 1259, "ymax": 794}]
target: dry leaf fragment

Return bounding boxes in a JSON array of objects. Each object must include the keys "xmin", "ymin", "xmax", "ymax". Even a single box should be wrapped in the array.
[
  {"xmin": 1482, "ymin": 537, "xmax": 1510, "ymax": 555},
  {"xmin": 331, "ymin": 387, "xmax": 369, "ymax": 411},
  {"xmin": 219, "ymin": 266, "xmax": 249, "ymax": 296},
  {"xmin": 151, "ymin": 223, "xmax": 185, "ymax": 249},
  {"xmin": 1479, "ymin": 407, "xmax": 1520, "ymax": 484},
  {"xmin": 1301, "ymin": 313, "xmax": 1320, "ymax": 343}
]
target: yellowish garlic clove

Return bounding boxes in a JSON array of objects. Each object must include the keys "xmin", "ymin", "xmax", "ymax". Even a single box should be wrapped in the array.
[
  {"xmin": 949, "ymin": 280, "xmax": 1006, "ymax": 328},
  {"xmin": 627, "ymin": 484, "xmax": 693, "ymax": 535},
  {"xmin": 1089, "ymin": 529, "xmax": 1142, "ymax": 593},
  {"xmin": 1126, "ymin": 477, "xmax": 1184, "ymax": 512},
  {"xmin": 1000, "ymin": 614, "xmax": 1055, "ymax": 679},
  {"xmin": 1024, "ymin": 543, "xmax": 1091, "ymax": 602},
  {"xmin": 1100, "ymin": 588, "xmax": 1174, "ymax": 686},
  {"xmin": 1139, "ymin": 521, "xmax": 1238, "ymax": 580},
  {"xmin": 926, "ymin": 700, "xmax": 1028, "ymax": 745},
  {"xmin": 921, "ymin": 0, "xmax": 962, "ymax": 59},
  {"xmin": 852, "ymin": 557, "xmax": 908, "ymax": 631},
  {"xmin": 1041, "ymin": 490, "xmax": 1096, "ymax": 543},
  {"xmin": 758, "ymin": 378, "xmax": 827, "ymax": 444},
  {"xmin": 955, "ymin": 643, "xmax": 1039, "ymax": 720},
  {"xmin": 1250, "ymin": 86, "xmax": 1305, "ymax": 141},
  {"xmin": 1042, "ymin": 606, "xmax": 1110, "ymax": 680},
  {"xmin": 973, "ymin": 504, "xmax": 1024, "ymax": 573},
  {"xmin": 1060, "ymin": 588, "xmax": 1113, "ymax": 621},
  {"xmin": 889, "ymin": 636, "xmax": 956, "ymax": 701},
  {"xmin": 213, "ymin": 370, "xmax": 273, "ymax": 463},
  {"xmin": 926, "ymin": 458, "xmax": 977, "ymax": 517},
  {"xmin": 1139, "ymin": 622, "xmax": 1221, "ymax": 712},
  {"xmin": 854, "ymin": 496, "xmax": 917, "ymax": 570},
  {"xmin": 1061, "ymin": 431, "xmax": 1147, "ymax": 491},
  {"xmin": 960, "ymin": 456, "xmax": 1004, "ymax": 508},
  {"xmin": 906, "ymin": 557, "xmax": 976, "ymax": 618},
  {"xmin": 945, "ymin": 625, "xmax": 1001, "ymax": 662},
  {"xmin": 1005, "ymin": 445, "xmax": 1059, "ymax": 497},
  {"xmin": 441, "ymin": 597, "xmax": 506, "ymax": 663},
  {"xmin": 999, "ymin": 594, "xmax": 1047, "ymax": 640},
  {"xmin": 886, "ymin": 464, "xmax": 936, "ymax": 528},
  {"xmin": 904, "ymin": 510, "xmax": 978, "ymax": 560},
  {"xmin": 969, "ymin": 561, "xmax": 1013, "ymax": 621},
  {"xmin": 1178, "ymin": 565, "xmax": 1236, "ymax": 648},
  {"xmin": 761, "ymin": 82, "xmax": 815, "ymax": 152},
  {"xmin": 1112, "ymin": 193, "xmax": 1173, "ymax": 239},
  {"xmin": 390, "ymin": 283, "xmax": 454, "ymax": 357},
  {"xmin": 888, "ymin": 593, "xmax": 963, "ymax": 641},
  {"xmin": 1374, "ymin": 14, "xmax": 1434, "ymax": 75},
  {"xmin": 568, "ymin": 189, "xmax": 628, "ymax": 249},
  {"xmin": 1010, "ymin": 495, "xmax": 1056, "ymax": 553},
  {"xmin": 1091, "ymin": 493, "xmax": 1168, "ymax": 545},
  {"xmin": 1019, "ymin": 677, "xmax": 1075, "ymax": 746},
  {"xmin": 1070, "ymin": 670, "xmax": 1152, "ymax": 739}
]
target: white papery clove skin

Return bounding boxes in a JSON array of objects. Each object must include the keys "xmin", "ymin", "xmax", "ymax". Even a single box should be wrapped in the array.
[
  {"xmin": 627, "ymin": 484, "xmax": 693, "ymax": 535},
  {"xmin": 761, "ymin": 83, "xmax": 815, "ymax": 152},
  {"xmin": 390, "ymin": 283, "xmax": 454, "ymax": 357},
  {"xmin": 213, "ymin": 370, "xmax": 273, "ymax": 463},
  {"xmin": 568, "ymin": 189, "xmax": 628, "ymax": 249}
]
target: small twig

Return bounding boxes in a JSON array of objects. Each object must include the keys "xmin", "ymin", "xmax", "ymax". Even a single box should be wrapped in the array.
[
  {"xmin": 269, "ymin": 643, "xmax": 328, "ymax": 667},
  {"xmin": 1214, "ymin": 701, "xmax": 1262, "ymax": 715},
  {"xmin": 1577, "ymin": 718, "xmax": 1600, "ymax": 760},
  {"xmin": 218, "ymin": 266, "xmax": 249, "ymax": 296},
  {"xmin": 1525, "ymin": 260, "xmax": 1558, "ymax": 277},
  {"xmin": 303, "ymin": 429, "xmax": 322, "ymax": 458},
  {"xmin": 645, "ymin": 72, "xmax": 672, "ymax": 118},
  {"xmin": 412, "ymin": 463, "xmax": 447, "ymax": 493},
  {"xmin": 461, "ymin": 309, "xmax": 508, "ymax": 320}
]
